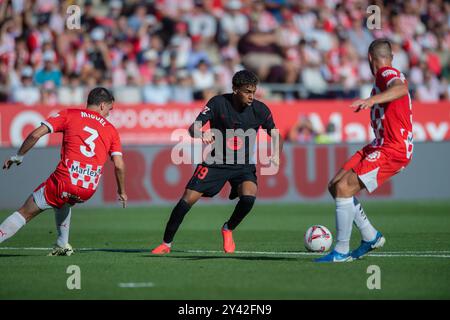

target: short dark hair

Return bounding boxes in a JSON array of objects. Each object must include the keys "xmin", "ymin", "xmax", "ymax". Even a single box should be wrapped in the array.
[
  {"xmin": 87, "ymin": 87, "xmax": 115, "ymax": 106},
  {"xmin": 368, "ymin": 39, "xmax": 393, "ymax": 59},
  {"xmin": 232, "ymin": 70, "xmax": 259, "ymax": 88}
]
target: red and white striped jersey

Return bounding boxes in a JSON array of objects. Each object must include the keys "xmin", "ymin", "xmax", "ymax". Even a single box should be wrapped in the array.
[
  {"xmin": 42, "ymin": 108, "xmax": 122, "ymax": 190},
  {"xmin": 370, "ymin": 66, "xmax": 414, "ymax": 160}
]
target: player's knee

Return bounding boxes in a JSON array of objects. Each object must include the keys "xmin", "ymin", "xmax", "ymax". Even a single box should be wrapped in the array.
[
  {"xmin": 335, "ymin": 179, "xmax": 351, "ymax": 198},
  {"xmin": 181, "ymin": 189, "xmax": 202, "ymax": 206},
  {"xmin": 181, "ymin": 196, "xmax": 197, "ymax": 207},
  {"xmin": 328, "ymin": 181, "xmax": 336, "ymax": 198}
]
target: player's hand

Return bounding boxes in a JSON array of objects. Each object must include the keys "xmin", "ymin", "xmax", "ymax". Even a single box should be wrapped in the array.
[
  {"xmin": 67, "ymin": 194, "xmax": 84, "ymax": 203},
  {"xmin": 3, "ymin": 155, "xmax": 23, "ymax": 170},
  {"xmin": 118, "ymin": 193, "xmax": 127, "ymax": 208},
  {"xmin": 350, "ymin": 98, "xmax": 375, "ymax": 112},
  {"xmin": 202, "ymin": 131, "xmax": 214, "ymax": 144}
]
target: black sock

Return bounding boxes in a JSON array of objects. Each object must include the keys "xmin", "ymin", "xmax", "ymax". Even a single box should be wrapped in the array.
[
  {"xmin": 163, "ymin": 199, "xmax": 191, "ymax": 243},
  {"xmin": 226, "ymin": 195, "xmax": 256, "ymax": 230}
]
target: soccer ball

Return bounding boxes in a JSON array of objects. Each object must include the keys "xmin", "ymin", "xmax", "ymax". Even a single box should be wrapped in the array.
[{"xmin": 304, "ymin": 225, "xmax": 333, "ymax": 252}]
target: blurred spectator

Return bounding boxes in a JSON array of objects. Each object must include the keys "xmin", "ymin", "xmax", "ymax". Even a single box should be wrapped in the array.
[
  {"xmin": 391, "ymin": 36, "xmax": 409, "ymax": 73},
  {"xmin": 139, "ymin": 49, "xmax": 159, "ymax": 85},
  {"xmin": 214, "ymin": 56, "xmax": 244, "ymax": 93},
  {"xmin": 40, "ymin": 81, "xmax": 58, "ymax": 106},
  {"xmin": 184, "ymin": 2, "xmax": 217, "ymax": 43},
  {"xmin": 192, "ymin": 59, "xmax": 215, "ymax": 100},
  {"xmin": 171, "ymin": 69, "xmax": 194, "ymax": 103},
  {"xmin": 142, "ymin": 69, "xmax": 171, "ymax": 104},
  {"xmin": 415, "ymin": 71, "xmax": 440, "ymax": 102},
  {"xmin": 219, "ymin": 0, "xmax": 249, "ymax": 45},
  {"xmin": 238, "ymin": 27, "xmax": 284, "ymax": 82},
  {"xmin": 347, "ymin": 19, "xmax": 374, "ymax": 59},
  {"xmin": 287, "ymin": 115, "xmax": 318, "ymax": 143},
  {"xmin": 186, "ymin": 35, "xmax": 210, "ymax": 71},
  {"xmin": 34, "ymin": 51, "xmax": 62, "ymax": 87},
  {"xmin": 12, "ymin": 66, "xmax": 41, "ymax": 105},
  {"xmin": 249, "ymin": 0, "xmax": 279, "ymax": 33},
  {"xmin": 57, "ymin": 73, "xmax": 84, "ymax": 106},
  {"xmin": 315, "ymin": 121, "xmax": 340, "ymax": 144}
]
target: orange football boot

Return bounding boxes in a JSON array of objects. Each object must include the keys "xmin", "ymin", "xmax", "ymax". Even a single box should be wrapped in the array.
[
  {"xmin": 151, "ymin": 243, "xmax": 171, "ymax": 254},
  {"xmin": 221, "ymin": 228, "xmax": 235, "ymax": 253}
]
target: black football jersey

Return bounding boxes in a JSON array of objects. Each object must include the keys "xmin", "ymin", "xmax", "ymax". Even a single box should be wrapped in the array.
[{"xmin": 193, "ymin": 94, "xmax": 276, "ymax": 166}]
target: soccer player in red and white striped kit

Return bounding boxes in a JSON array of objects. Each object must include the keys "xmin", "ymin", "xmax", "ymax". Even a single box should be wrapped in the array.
[
  {"xmin": 0, "ymin": 87, "xmax": 127, "ymax": 256},
  {"xmin": 316, "ymin": 39, "xmax": 414, "ymax": 262}
]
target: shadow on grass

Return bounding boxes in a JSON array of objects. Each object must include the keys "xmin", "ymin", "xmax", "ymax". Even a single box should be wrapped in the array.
[
  {"xmin": 77, "ymin": 248, "xmax": 148, "ymax": 253},
  {"xmin": 143, "ymin": 254, "xmax": 300, "ymax": 262},
  {"xmin": 0, "ymin": 254, "xmax": 32, "ymax": 257}
]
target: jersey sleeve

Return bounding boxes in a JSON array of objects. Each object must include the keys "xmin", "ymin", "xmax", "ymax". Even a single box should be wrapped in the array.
[
  {"xmin": 41, "ymin": 109, "xmax": 69, "ymax": 133},
  {"xmin": 109, "ymin": 128, "xmax": 123, "ymax": 157},
  {"xmin": 193, "ymin": 97, "xmax": 216, "ymax": 126},
  {"xmin": 260, "ymin": 104, "xmax": 276, "ymax": 136},
  {"xmin": 376, "ymin": 67, "xmax": 404, "ymax": 91}
]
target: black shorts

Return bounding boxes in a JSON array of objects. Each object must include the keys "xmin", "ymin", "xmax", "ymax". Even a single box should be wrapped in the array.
[{"xmin": 186, "ymin": 164, "xmax": 257, "ymax": 198}]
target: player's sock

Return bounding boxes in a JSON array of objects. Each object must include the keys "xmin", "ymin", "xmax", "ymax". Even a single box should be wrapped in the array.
[
  {"xmin": 0, "ymin": 212, "xmax": 26, "ymax": 243},
  {"xmin": 54, "ymin": 207, "xmax": 71, "ymax": 247},
  {"xmin": 353, "ymin": 197, "xmax": 378, "ymax": 242},
  {"xmin": 334, "ymin": 197, "xmax": 356, "ymax": 254},
  {"xmin": 226, "ymin": 195, "xmax": 256, "ymax": 230},
  {"xmin": 163, "ymin": 199, "xmax": 191, "ymax": 243}
]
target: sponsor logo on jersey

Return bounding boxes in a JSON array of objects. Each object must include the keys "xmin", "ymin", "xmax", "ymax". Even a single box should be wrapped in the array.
[
  {"xmin": 67, "ymin": 160, "xmax": 102, "ymax": 190},
  {"xmin": 81, "ymin": 111, "xmax": 106, "ymax": 127},
  {"xmin": 226, "ymin": 136, "xmax": 243, "ymax": 151},
  {"xmin": 381, "ymin": 69, "xmax": 397, "ymax": 77},
  {"xmin": 365, "ymin": 151, "xmax": 381, "ymax": 162}
]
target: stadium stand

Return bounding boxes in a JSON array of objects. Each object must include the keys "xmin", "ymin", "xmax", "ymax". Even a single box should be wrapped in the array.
[{"xmin": 0, "ymin": 0, "xmax": 449, "ymax": 104}]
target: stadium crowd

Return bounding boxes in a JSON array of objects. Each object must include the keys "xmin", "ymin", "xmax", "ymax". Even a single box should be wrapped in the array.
[{"xmin": 0, "ymin": 0, "xmax": 449, "ymax": 105}]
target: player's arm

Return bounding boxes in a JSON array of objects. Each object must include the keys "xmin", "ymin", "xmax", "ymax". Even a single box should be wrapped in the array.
[
  {"xmin": 261, "ymin": 107, "xmax": 283, "ymax": 166},
  {"xmin": 3, "ymin": 124, "xmax": 50, "ymax": 170},
  {"xmin": 188, "ymin": 104, "xmax": 214, "ymax": 144},
  {"xmin": 112, "ymin": 155, "xmax": 127, "ymax": 208},
  {"xmin": 350, "ymin": 79, "xmax": 409, "ymax": 112}
]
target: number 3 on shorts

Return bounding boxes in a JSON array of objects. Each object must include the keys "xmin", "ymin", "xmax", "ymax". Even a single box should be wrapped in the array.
[
  {"xmin": 194, "ymin": 165, "xmax": 209, "ymax": 180},
  {"xmin": 80, "ymin": 126, "xmax": 98, "ymax": 158}
]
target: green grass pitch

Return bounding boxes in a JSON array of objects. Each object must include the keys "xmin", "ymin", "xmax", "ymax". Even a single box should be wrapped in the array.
[{"xmin": 0, "ymin": 202, "xmax": 449, "ymax": 299}]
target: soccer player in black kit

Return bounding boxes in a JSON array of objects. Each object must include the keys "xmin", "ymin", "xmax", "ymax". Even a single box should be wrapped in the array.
[{"xmin": 151, "ymin": 70, "xmax": 283, "ymax": 254}]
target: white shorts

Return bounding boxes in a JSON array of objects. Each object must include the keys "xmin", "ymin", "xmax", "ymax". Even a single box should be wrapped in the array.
[{"xmin": 32, "ymin": 185, "xmax": 52, "ymax": 210}]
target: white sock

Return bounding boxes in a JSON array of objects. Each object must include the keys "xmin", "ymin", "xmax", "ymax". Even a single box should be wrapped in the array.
[
  {"xmin": 334, "ymin": 197, "xmax": 356, "ymax": 254},
  {"xmin": 163, "ymin": 242, "xmax": 172, "ymax": 248},
  {"xmin": 0, "ymin": 212, "xmax": 26, "ymax": 243},
  {"xmin": 54, "ymin": 206, "xmax": 71, "ymax": 247},
  {"xmin": 353, "ymin": 197, "xmax": 378, "ymax": 242}
]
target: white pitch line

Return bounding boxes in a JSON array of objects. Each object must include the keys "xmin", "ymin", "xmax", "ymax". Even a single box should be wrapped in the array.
[
  {"xmin": 118, "ymin": 282, "xmax": 154, "ymax": 288},
  {"xmin": 181, "ymin": 249, "xmax": 450, "ymax": 258},
  {"xmin": 1, "ymin": 247, "xmax": 450, "ymax": 258}
]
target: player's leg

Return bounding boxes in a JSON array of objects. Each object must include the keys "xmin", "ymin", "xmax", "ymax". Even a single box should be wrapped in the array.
[
  {"xmin": 329, "ymin": 169, "xmax": 379, "ymax": 243},
  {"xmin": 48, "ymin": 204, "xmax": 74, "ymax": 256},
  {"xmin": 221, "ymin": 181, "xmax": 257, "ymax": 254},
  {"xmin": 165, "ymin": 189, "xmax": 202, "ymax": 244},
  {"xmin": 152, "ymin": 164, "xmax": 227, "ymax": 254},
  {"xmin": 352, "ymin": 197, "xmax": 378, "ymax": 242},
  {"xmin": 316, "ymin": 169, "xmax": 363, "ymax": 262},
  {"xmin": 224, "ymin": 181, "xmax": 257, "ymax": 231},
  {"xmin": 151, "ymin": 189, "xmax": 204, "ymax": 254},
  {"xmin": 0, "ymin": 195, "xmax": 43, "ymax": 244}
]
